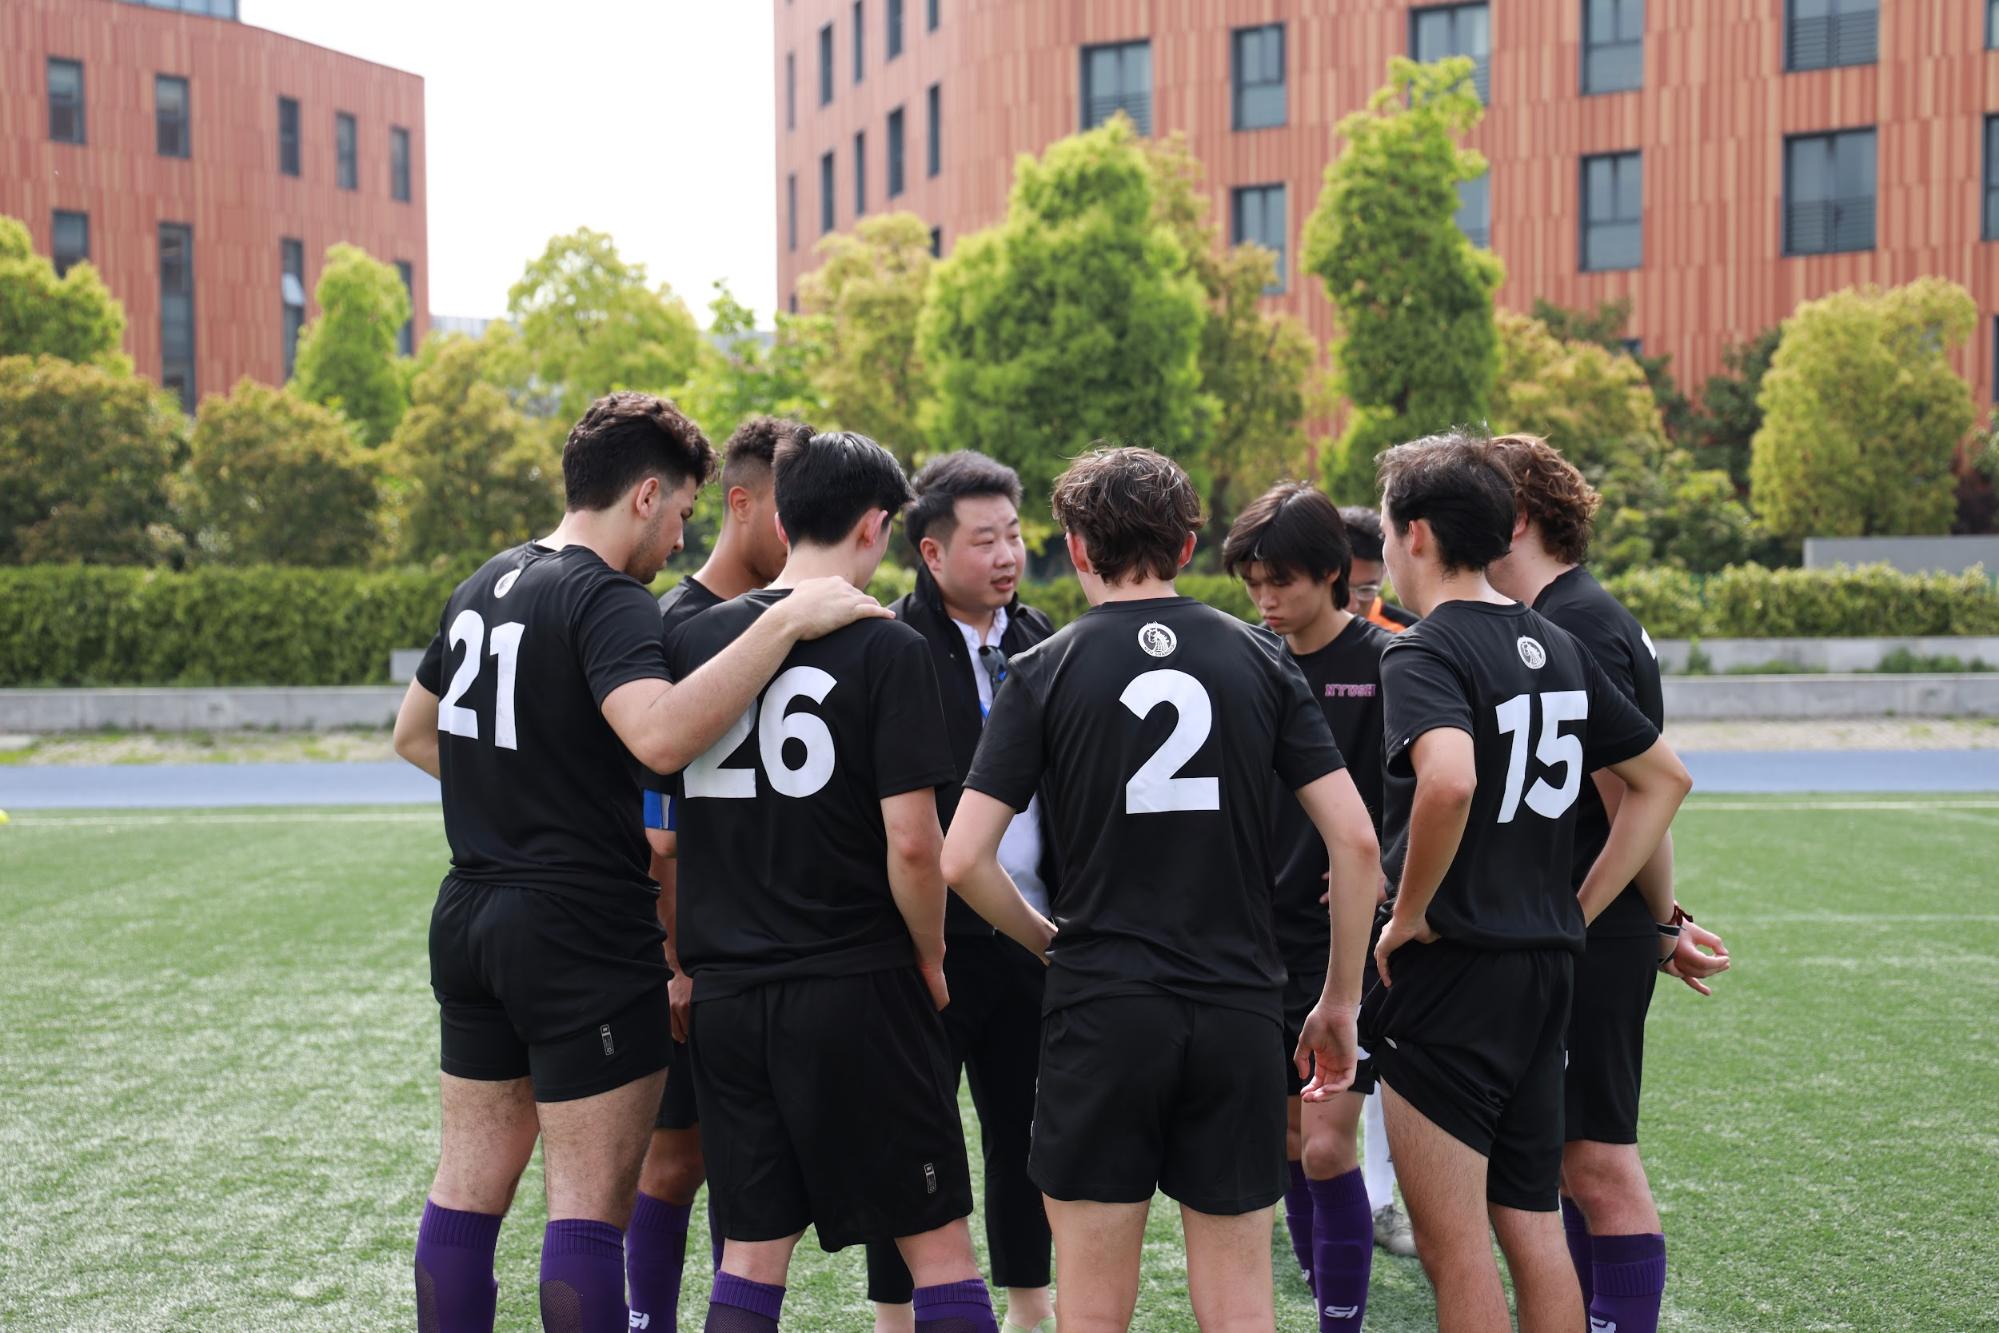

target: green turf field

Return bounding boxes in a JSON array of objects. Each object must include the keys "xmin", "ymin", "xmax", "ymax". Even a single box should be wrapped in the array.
[{"xmin": 2, "ymin": 795, "xmax": 1996, "ymax": 1331}]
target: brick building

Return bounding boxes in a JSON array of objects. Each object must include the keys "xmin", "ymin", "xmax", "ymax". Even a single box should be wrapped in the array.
[
  {"xmin": 774, "ymin": 0, "xmax": 1999, "ymax": 406},
  {"xmin": 4, "ymin": 0, "xmax": 427, "ymax": 412}
]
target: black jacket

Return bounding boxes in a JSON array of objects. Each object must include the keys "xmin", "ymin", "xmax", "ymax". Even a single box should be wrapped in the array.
[{"xmin": 891, "ymin": 566, "xmax": 1062, "ymax": 936}]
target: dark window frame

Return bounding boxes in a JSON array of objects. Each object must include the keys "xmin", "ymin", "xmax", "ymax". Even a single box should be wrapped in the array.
[
  {"xmin": 155, "ymin": 74, "xmax": 191, "ymax": 159},
  {"xmin": 929, "ymin": 225, "xmax": 942, "ymax": 258},
  {"xmin": 853, "ymin": 0, "xmax": 865, "ymax": 83},
  {"xmin": 818, "ymin": 23, "xmax": 835, "ymax": 106},
  {"xmin": 820, "ymin": 151, "xmax": 836, "ymax": 234},
  {"xmin": 390, "ymin": 126, "xmax": 411, "ymax": 202},
  {"xmin": 1456, "ymin": 171, "xmax": 1492, "ymax": 249},
  {"xmin": 927, "ymin": 0, "xmax": 939, "ymax": 32},
  {"xmin": 281, "ymin": 237, "xmax": 306, "ymax": 380},
  {"xmin": 53, "ymin": 210, "xmax": 90, "ymax": 278},
  {"xmin": 1410, "ymin": 3, "xmax": 1491, "ymax": 102},
  {"xmin": 887, "ymin": 106, "xmax": 906, "ymax": 197},
  {"xmin": 1990, "ymin": 0, "xmax": 1999, "ymax": 50},
  {"xmin": 787, "ymin": 172, "xmax": 799, "ymax": 252},
  {"xmin": 854, "ymin": 129, "xmax": 868, "ymax": 216},
  {"xmin": 927, "ymin": 83, "xmax": 941, "ymax": 177},
  {"xmin": 1579, "ymin": 150, "xmax": 1643, "ymax": 271},
  {"xmin": 1080, "ymin": 39, "xmax": 1153, "ymax": 135},
  {"xmin": 159, "ymin": 222, "xmax": 196, "ymax": 414},
  {"xmin": 1986, "ymin": 115, "xmax": 1999, "ymax": 241},
  {"xmin": 278, "ymin": 95, "xmax": 300, "ymax": 176},
  {"xmin": 1231, "ymin": 23, "xmax": 1286, "ymax": 131},
  {"xmin": 335, "ymin": 112, "xmax": 358, "ymax": 191},
  {"xmin": 1230, "ymin": 183, "xmax": 1289, "ymax": 293},
  {"xmin": 395, "ymin": 260, "xmax": 414, "ymax": 357},
  {"xmin": 888, "ymin": 0, "xmax": 904, "ymax": 59},
  {"xmin": 786, "ymin": 51, "xmax": 796, "ymax": 130},
  {"xmin": 49, "ymin": 58, "xmax": 86, "ymax": 144},
  {"xmin": 1580, "ymin": 0, "xmax": 1644, "ymax": 95},
  {"xmin": 1782, "ymin": 127, "xmax": 1877, "ymax": 256},
  {"xmin": 1784, "ymin": 0, "xmax": 1878, "ymax": 73}
]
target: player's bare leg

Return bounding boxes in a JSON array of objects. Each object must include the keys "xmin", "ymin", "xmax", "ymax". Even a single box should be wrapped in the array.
[
  {"xmin": 1563, "ymin": 1140, "xmax": 1666, "ymax": 1333},
  {"xmin": 1488, "ymin": 1203, "xmax": 1585, "ymax": 1333},
  {"xmin": 417, "ymin": 1073, "xmax": 538, "ymax": 1332},
  {"xmin": 631, "ymin": 1124, "xmax": 707, "ymax": 1330},
  {"xmin": 1299, "ymin": 1090, "xmax": 1371, "ymax": 1327},
  {"xmin": 1182, "ymin": 1203, "xmax": 1278, "ymax": 1332},
  {"xmin": 1380, "ymin": 1082, "xmax": 1510, "ymax": 1333},
  {"xmin": 535, "ymin": 1070, "xmax": 665, "ymax": 1330},
  {"xmin": 890, "ymin": 1216, "xmax": 1001, "ymax": 1325},
  {"xmin": 1563, "ymin": 1139, "xmax": 1659, "ymax": 1235},
  {"xmin": 1045, "ymin": 1197, "xmax": 1147, "ymax": 1332},
  {"xmin": 711, "ymin": 1231, "xmax": 804, "ymax": 1329},
  {"xmin": 719, "ymin": 1232, "xmax": 804, "ymax": 1285},
  {"xmin": 639, "ymin": 1125, "xmax": 706, "ymax": 1205}
]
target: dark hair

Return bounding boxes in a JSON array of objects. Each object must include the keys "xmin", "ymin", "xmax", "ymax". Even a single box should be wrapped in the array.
[
  {"xmin": 1377, "ymin": 431, "xmax": 1515, "ymax": 573},
  {"xmin": 773, "ymin": 430, "xmax": 914, "ymax": 547},
  {"xmin": 1222, "ymin": 482, "xmax": 1353, "ymax": 609},
  {"xmin": 721, "ymin": 415, "xmax": 814, "ymax": 493},
  {"xmin": 904, "ymin": 451, "xmax": 1024, "ymax": 549},
  {"xmin": 562, "ymin": 392, "xmax": 715, "ymax": 512},
  {"xmin": 1337, "ymin": 505, "xmax": 1386, "ymax": 562},
  {"xmin": 1050, "ymin": 445, "xmax": 1203, "ymax": 585},
  {"xmin": 1485, "ymin": 433, "xmax": 1599, "ymax": 566}
]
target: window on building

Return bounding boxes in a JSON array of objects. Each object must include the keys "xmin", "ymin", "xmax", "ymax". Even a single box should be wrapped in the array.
[
  {"xmin": 819, "ymin": 23, "xmax": 834, "ymax": 105},
  {"xmin": 390, "ymin": 127, "xmax": 411, "ymax": 202},
  {"xmin": 1784, "ymin": 128, "xmax": 1875, "ymax": 254},
  {"xmin": 888, "ymin": 106, "xmax": 906, "ymax": 197},
  {"xmin": 1987, "ymin": 116, "xmax": 1999, "ymax": 241},
  {"xmin": 395, "ymin": 261, "xmax": 414, "ymax": 357},
  {"xmin": 1081, "ymin": 40, "xmax": 1152, "ymax": 135},
  {"xmin": 1620, "ymin": 337, "xmax": 1643, "ymax": 357},
  {"xmin": 820, "ymin": 151, "xmax": 836, "ymax": 234},
  {"xmin": 786, "ymin": 52, "xmax": 796, "ymax": 130},
  {"xmin": 53, "ymin": 211, "xmax": 89, "ymax": 277},
  {"xmin": 1411, "ymin": 4, "xmax": 1491, "ymax": 102},
  {"xmin": 930, "ymin": 225, "xmax": 942, "ymax": 258},
  {"xmin": 1230, "ymin": 184, "xmax": 1288, "ymax": 292},
  {"xmin": 927, "ymin": 0, "xmax": 939, "ymax": 32},
  {"xmin": 336, "ymin": 113, "xmax": 357, "ymax": 190},
  {"xmin": 888, "ymin": 0, "xmax": 904, "ymax": 59},
  {"xmin": 1582, "ymin": 0, "xmax": 1643, "ymax": 94},
  {"xmin": 159, "ymin": 223, "xmax": 196, "ymax": 414},
  {"xmin": 787, "ymin": 172, "xmax": 799, "ymax": 252},
  {"xmin": 789, "ymin": 291, "xmax": 799, "ymax": 315},
  {"xmin": 853, "ymin": 1, "xmax": 865, "ymax": 82},
  {"xmin": 1990, "ymin": 0, "xmax": 1999, "ymax": 50},
  {"xmin": 1456, "ymin": 171, "xmax": 1491, "ymax": 249},
  {"xmin": 48, "ymin": 58, "xmax": 85, "ymax": 144},
  {"xmin": 1232, "ymin": 24, "xmax": 1285, "ymax": 130},
  {"xmin": 927, "ymin": 83, "xmax": 941, "ymax": 176},
  {"xmin": 156, "ymin": 75, "xmax": 190, "ymax": 158},
  {"xmin": 1580, "ymin": 151, "xmax": 1642, "ymax": 270},
  {"xmin": 1785, "ymin": 0, "xmax": 1877, "ymax": 73},
  {"xmin": 278, "ymin": 96, "xmax": 300, "ymax": 175},
  {"xmin": 281, "ymin": 238, "xmax": 305, "ymax": 380},
  {"xmin": 854, "ymin": 131, "xmax": 868, "ymax": 215}
]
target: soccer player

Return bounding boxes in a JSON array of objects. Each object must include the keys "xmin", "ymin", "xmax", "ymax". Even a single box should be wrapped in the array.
[
  {"xmin": 1362, "ymin": 433, "xmax": 1693, "ymax": 1333},
  {"xmin": 663, "ymin": 430, "xmax": 998, "ymax": 1333},
  {"xmin": 940, "ymin": 446, "xmax": 1383, "ymax": 1331},
  {"xmin": 1223, "ymin": 482, "xmax": 1393, "ymax": 1331},
  {"xmin": 629, "ymin": 415, "xmax": 812, "ymax": 1332},
  {"xmin": 1337, "ymin": 506, "xmax": 1419, "ymax": 634},
  {"xmin": 1483, "ymin": 433, "xmax": 1731, "ymax": 1333},
  {"xmin": 390, "ymin": 393, "xmax": 887, "ymax": 1333},
  {"xmin": 868, "ymin": 452, "xmax": 1059, "ymax": 1333}
]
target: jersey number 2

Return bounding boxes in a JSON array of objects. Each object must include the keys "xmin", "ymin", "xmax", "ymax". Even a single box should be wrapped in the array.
[
  {"xmin": 1121, "ymin": 669, "xmax": 1220, "ymax": 814},
  {"xmin": 1493, "ymin": 690, "xmax": 1588, "ymax": 823},
  {"xmin": 437, "ymin": 609, "xmax": 525, "ymax": 750}
]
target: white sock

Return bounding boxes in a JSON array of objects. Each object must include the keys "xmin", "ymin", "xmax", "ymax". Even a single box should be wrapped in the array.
[{"xmin": 1361, "ymin": 1088, "xmax": 1395, "ymax": 1211}]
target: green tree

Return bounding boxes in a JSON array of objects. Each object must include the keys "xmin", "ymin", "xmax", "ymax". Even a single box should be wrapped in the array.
[
  {"xmin": 919, "ymin": 118, "xmax": 1211, "ymax": 509},
  {"xmin": 378, "ymin": 326, "xmax": 562, "ymax": 564},
  {"xmin": 673, "ymin": 283, "xmax": 826, "ymax": 442},
  {"xmin": 0, "ymin": 355, "xmax": 183, "ymax": 564},
  {"xmin": 1302, "ymin": 57, "xmax": 1503, "ymax": 502},
  {"xmin": 796, "ymin": 214, "xmax": 932, "ymax": 461},
  {"xmin": 508, "ymin": 228, "xmax": 703, "ymax": 424},
  {"xmin": 1530, "ymin": 297, "xmax": 1694, "ymax": 441},
  {"xmin": 0, "ymin": 215, "xmax": 129, "ymax": 371},
  {"xmin": 291, "ymin": 243, "xmax": 411, "ymax": 447},
  {"xmin": 1691, "ymin": 326, "xmax": 1781, "ymax": 493},
  {"xmin": 1751, "ymin": 279, "xmax": 1976, "ymax": 540},
  {"xmin": 176, "ymin": 379, "xmax": 378, "ymax": 566}
]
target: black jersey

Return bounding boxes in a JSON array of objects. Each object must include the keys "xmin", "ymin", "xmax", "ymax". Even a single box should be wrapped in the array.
[
  {"xmin": 1377, "ymin": 600, "xmax": 1657, "ymax": 952},
  {"xmin": 665, "ymin": 589, "xmax": 957, "ymax": 1000},
  {"xmin": 1268, "ymin": 616, "xmax": 1392, "ymax": 982},
  {"xmin": 657, "ymin": 574, "xmax": 724, "ymax": 643},
  {"xmin": 963, "ymin": 597, "xmax": 1346, "ymax": 1020},
  {"xmin": 414, "ymin": 542, "xmax": 668, "ymax": 900},
  {"xmin": 1533, "ymin": 567, "xmax": 1667, "ymax": 940}
]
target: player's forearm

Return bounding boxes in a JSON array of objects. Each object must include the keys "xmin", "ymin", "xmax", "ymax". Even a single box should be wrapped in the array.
[
  {"xmin": 392, "ymin": 681, "xmax": 441, "ymax": 779},
  {"xmin": 950, "ymin": 856, "xmax": 1056, "ymax": 962},
  {"xmin": 654, "ymin": 857, "xmax": 685, "ymax": 973},
  {"xmin": 1580, "ymin": 791, "xmax": 1686, "ymax": 924},
  {"xmin": 1393, "ymin": 777, "xmax": 1472, "ymax": 925},
  {"xmin": 645, "ymin": 607, "xmax": 804, "ymax": 771},
  {"xmin": 887, "ymin": 852, "xmax": 949, "ymax": 967},
  {"xmin": 1321, "ymin": 839, "xmax": 1376, "ymax": 1010},
  {"xmin": 1631, "ymin": 828, "xmax": 1676, "ymax": 924}
]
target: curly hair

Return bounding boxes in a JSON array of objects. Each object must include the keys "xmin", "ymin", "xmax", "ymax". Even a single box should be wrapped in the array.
[
  {"xmin": 1485, "ymin": 433, "xmax": 1600, "ymax": 566},
  {"xmin": 562, "ymin": 392, "xmax": 715, "ymax": 511},
  {"xmin": 1051, "ymin": 446, "xmax": 1204, "ymax": 585},
  {"xmin": 720, "ymin": 415, "xmax": 814, "ymax": 492}
]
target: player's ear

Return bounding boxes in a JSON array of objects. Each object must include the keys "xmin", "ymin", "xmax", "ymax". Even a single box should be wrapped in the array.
[
  {"xmin": 1512, "ymin": 508, "xmax": 1531, "ymax": 543},
  {"xmin": 1064, "ymin": 529, "xmax": 1092, "ymax": 576},
  {"xmin": 633, "ymin": 474, "xmax": 660, "ymax": 516},
  {"xmin": 1176, "ymin": 531, "xmax": 1197, "ymax": 572},
  {"xmin": 728, "ymin": 484, "xmax": 754, "ymax": 521}
]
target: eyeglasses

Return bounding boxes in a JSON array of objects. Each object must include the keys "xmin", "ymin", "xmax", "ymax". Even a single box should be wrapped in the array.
[
  {"xmin": 1350, "ymin": 582, "xmax": 1382, "ymax": 603},
  {"xmin": 977, "ymin": 643, "xmax": 1008, "ymax": 692}
]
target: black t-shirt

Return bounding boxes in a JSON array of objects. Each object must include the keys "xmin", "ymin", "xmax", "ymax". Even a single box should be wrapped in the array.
[
  {"xmin": 414, "ymin": 542, "xmax": 666, "ymax": 901},
  {"xmin": 963, "ymin": 596, "xmax": 1346, "ymax": 1020},
  {"xmin": 658, "ymin": 574, "xmax": 724, "ymax": 642},
  {"xmin": 1377, "ymin": 600, "xmax": 1658, "ymax": 953},
  {"xmin": 1534, "ymin": 567, "xmax": 1667, "ymax": 939},
  {"xmin": 664, "ymin": 589, "xmax": 957, "ymax": 1000},
  {"xmin": 1269, "ymin": 616, "xmax": 1393, "ymax": 993}
]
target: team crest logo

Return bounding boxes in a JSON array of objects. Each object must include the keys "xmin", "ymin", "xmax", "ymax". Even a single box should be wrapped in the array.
[
  {"xmin": 1516, "ymin": 635, "xmax": 1547, "ymax": 669},
  {"xmin": 1137, "ymin": 622, "xmax": 1178, "ymax": 657},
  {"xmin": 495, "ymin": 568, "xmax": 522, "ymax": 598}
]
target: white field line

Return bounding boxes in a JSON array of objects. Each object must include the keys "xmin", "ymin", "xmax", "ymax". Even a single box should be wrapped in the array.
[{"xmin": 1677, "ymin": 799, "xmax": 1999, "ymax": 812}]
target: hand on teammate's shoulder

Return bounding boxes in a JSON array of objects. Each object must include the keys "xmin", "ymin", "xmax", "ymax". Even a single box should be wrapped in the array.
[{"xmin": 782, "ymin": 576, "xmax": 894, "ymax": 640}]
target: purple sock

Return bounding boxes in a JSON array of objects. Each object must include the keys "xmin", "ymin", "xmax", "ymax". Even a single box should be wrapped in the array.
[
  {"xmin": 913, "ymin": 1278, "xmax": 998, "ymax": 1332},
  {"xmin": 414, "ymin": 1200, "xmax": 504, "ymax": 1333},
  {"xmin": 540, "ymin": 1218, "xmax": 627, "ymax": 1333},
  {"xmin": 1561, "ymin": 1197, "xmax": 1595, "ymax": 1309},
  {"xmin": 626, "ymin": 1192, "xmax": 691, "ymax": 1332},
  {"xmin": 1283, "ymin": 1161, "xmax": 1315, "ymax": 1287},
  {"xmin": 1307, "ymin": 1169, "xmax": 1372, "ymax": 1331},
  {"xmin": 1590, "ymin": 1233, "xmax": 1666, "ymax": 1333},
  {"xmin": 705, "ymin": 1272, "xmax": 783, "ymax": 1332}
]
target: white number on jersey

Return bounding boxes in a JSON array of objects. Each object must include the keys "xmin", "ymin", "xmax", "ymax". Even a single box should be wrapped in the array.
[
  {"xmin": 682, "ymin": 666, "xmax": 839, "ymax": 801},
  {"xmin": 1493, "ymin": 689, "xmax": 1589, "ymax": 823},
  {"xmin": 436, "ymin": 609, "xmax": 526, "ymax": 751},
  {"xmin": 1120, "ymin": 668, "xmax": 1221, "ymax": 814}
]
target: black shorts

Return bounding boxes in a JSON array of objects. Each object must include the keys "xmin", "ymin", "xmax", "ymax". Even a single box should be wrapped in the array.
[
  {"xmin": 429, "ymin": 876, "xmax": 673, "ymax": 1103},
  {"xmin": 1564, "ymin": 932, "xmax": 1658, "ymax": 1145},
  {"xmin": 655, "ymin": 1031, "xmax": 699, "ymax": 1130},
  {"xmin": 689, "ymin": 968, "xmax": 973, "ymax": 1251},
  {"xmin": 1360, "ymin": 940, "xmax": 1573, "ymax": 1212},
  {"xmin": 1031, "ymin": 993, "xmax": 1288, "ymax": 1216}
]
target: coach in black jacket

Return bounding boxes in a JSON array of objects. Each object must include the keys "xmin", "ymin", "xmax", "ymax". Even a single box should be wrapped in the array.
[{"xmin": 867, "ymin": 452, "xmax": 1060, "ymax": 1331}]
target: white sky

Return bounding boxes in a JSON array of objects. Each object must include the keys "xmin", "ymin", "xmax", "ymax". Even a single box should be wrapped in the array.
[{"xmin": 246, "ymin": 0, "xmax": 778, "ymax": 325}]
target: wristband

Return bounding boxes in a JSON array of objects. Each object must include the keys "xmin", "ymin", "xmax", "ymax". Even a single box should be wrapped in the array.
[{"xmin": 1656, "ymin": 921, "xmax": 1683, "ymax": 939}]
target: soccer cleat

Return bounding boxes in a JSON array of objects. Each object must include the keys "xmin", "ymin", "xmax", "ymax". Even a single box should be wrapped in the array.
[{"xmin": 1373, "ymin": 1201, "xmax": 1416, "ymax": 1257}]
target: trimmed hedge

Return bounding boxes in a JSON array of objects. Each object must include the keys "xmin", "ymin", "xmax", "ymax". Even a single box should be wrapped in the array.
[{"xmin": 2, "ymin": 561, "xmax": 1993, "ymax": 687}]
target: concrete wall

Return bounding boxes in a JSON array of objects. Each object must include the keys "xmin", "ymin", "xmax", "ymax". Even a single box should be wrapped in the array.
[
  {"xmin": 1802, "ymin": 537, "xmax": 1999, "ymax": 576},
  {"xmin": 1655, "ymin": 636, "xmax": 1999, "ymax": 674},
  {"xmin": 1663, "ymin": 674, "xmax": 1999, "ymax": 721},
  {"xmin": 0, "ymin": 687, "xmax": 403, "ymax": 734}
]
